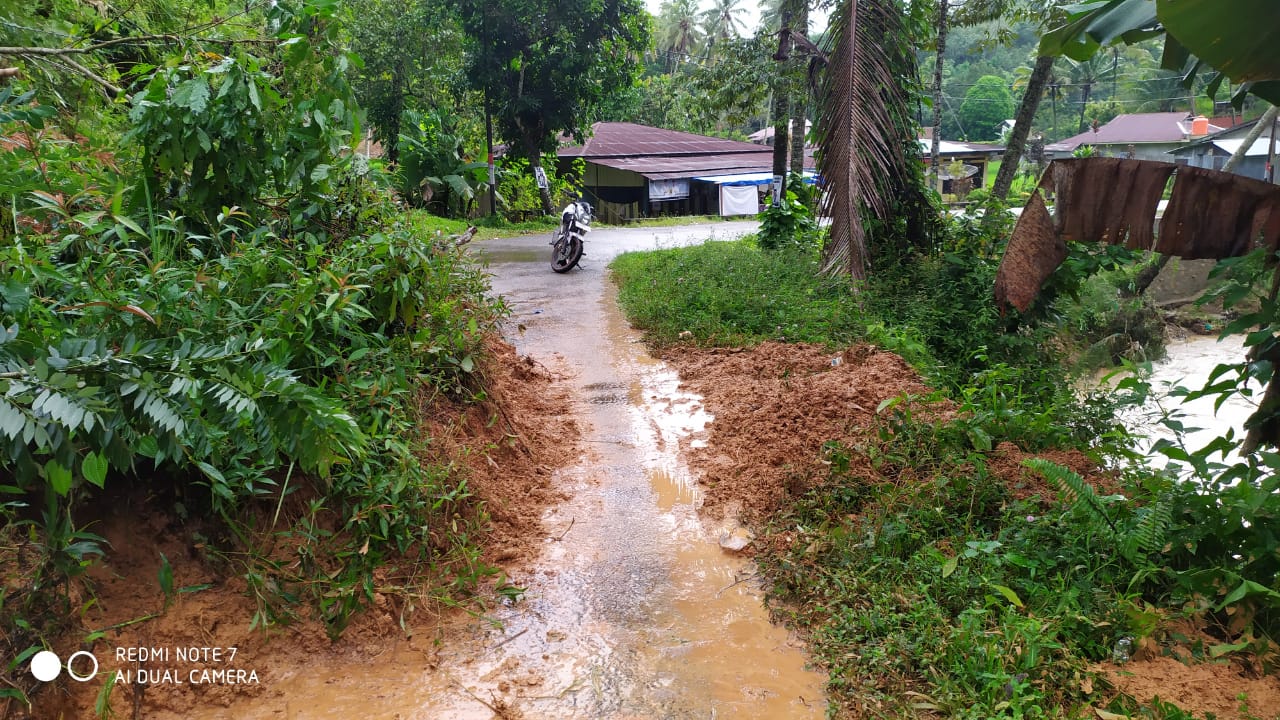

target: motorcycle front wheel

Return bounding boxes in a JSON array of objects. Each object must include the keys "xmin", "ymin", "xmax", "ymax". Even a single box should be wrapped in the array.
[{"xmin": 550, "ymin": 231, "xmax": 583, "ymax": 273}]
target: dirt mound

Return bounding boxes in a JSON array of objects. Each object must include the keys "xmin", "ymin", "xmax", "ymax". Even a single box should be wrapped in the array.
[
  {"xmin": 1096, "ymin": 655, "xmax": 1280, "ymax": 720},
  {"xmin": 420, "ymin": 337, "xmax": 578, "ymax": 564},
  {"xmin": 17, "ymin": 337, "xmax": 574, "ymax": 720},
  {"xmin": 663, "ymin": 342, "xmax": 1116, "ymax": 522},
  {"xmin": 662, "ymin": 342, "xmax": 932, "ymax": 521}
]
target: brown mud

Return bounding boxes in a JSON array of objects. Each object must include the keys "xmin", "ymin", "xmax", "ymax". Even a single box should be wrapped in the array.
[{"xmin": 25, "ymin": 337, "xmax": 579, "ymax": 720}]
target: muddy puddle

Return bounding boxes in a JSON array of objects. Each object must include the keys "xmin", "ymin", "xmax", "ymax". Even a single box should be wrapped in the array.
[{"xmin": 166, "ymin": 223, "xmax": 824, "ymax": 719}]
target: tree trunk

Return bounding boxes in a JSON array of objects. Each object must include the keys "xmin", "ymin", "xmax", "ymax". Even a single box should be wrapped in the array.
[
  {"xmin": 929, "ymin": 0, "xmax": 947, "ymax": 194},
  {"xmin": 385, "ymin": 57, "xmax": 406, "ymax": 165},
  {"xmin": 1223, "ymin": 105, "xmax": 1278, "ymax": 174},
  {"xmin": 992, "ymin": 54, "xmax": 1055, "ymax": 200},
  {"xmin": 529, "ymin": 152, "xmax": 554, "ymax": 215},
  {"xmin": 788, "ymin": 1, "xmax": 809, "ymax": 180},
  {"xmin": 1123, "ymin": 254, "xmax": 1171, "ymax": 297},
  {"xmin": 770, "ymin": 88, "xmax": 790, "ymax": 204}
]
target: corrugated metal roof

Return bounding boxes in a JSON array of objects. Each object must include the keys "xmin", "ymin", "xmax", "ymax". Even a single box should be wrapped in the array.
[
  {"xmin": 1204, "ymin": 137, "xmax": 1280, "ymax": 157},
  {"xmin": 559, "ymin": 122, "xmax": 770, "ymax": 158},
  {"xmin": 588, "ymin": 152, "xmax": 807, "ymax": 180},
  {"xmin": 1046, "ymin": 112, "xmax": 1225, "ymax": 151},
  {"xmin": 917, "ymin": 139, "xmax": 1004, "ymax": 155}
]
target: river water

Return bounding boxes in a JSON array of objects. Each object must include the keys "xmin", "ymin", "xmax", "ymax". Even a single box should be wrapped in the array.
[{"xmin": 1126, "ymin": 332, "xmax": 1257, "ymax": 466}]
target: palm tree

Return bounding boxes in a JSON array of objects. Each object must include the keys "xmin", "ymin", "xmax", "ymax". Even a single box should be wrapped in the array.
[
  {"xmin": 702, "ymin": 0, "xmax": 748, "ymax": 53},
  {"xmin": 1127, "ymin": 71, "xmax": 1192, "ymax": 113},
  {"xmin": 760, "ymin": 0, "xmax": 785, "ymax": 34},
  {"xmin": 814, "ymin": 0, "xmax": 923, "ymax": 280},
  {"xmin": 1063, "ymin": 56, "xmax": 1106, "ymax": 133},
  {"xmin": 657, "ymin": 0, "xmax": 704, "ymax": 69}
]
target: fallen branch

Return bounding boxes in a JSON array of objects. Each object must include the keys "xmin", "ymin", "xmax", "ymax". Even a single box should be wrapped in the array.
[{"xmin": 0, "ymin": 34, "xmax": 180, "ymax": 57}]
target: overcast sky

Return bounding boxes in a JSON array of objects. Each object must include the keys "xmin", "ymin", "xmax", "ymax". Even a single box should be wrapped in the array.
[
  {"xmin": 643, "ymin": 0, "xmax": 767, "ymax": 35},
  {"xmin": 642, "ymin": 0, "xmax": 826, "ymax": 38}
]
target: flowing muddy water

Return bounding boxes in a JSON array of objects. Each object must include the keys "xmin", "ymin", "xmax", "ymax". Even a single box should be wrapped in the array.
[
  {"xmin": 1127, "ymin": 333, "xmax": 1255, "ymax": 464},
  {"xmin": 175, "ymin": 222, "xmax": 826, "ymax": 719}
]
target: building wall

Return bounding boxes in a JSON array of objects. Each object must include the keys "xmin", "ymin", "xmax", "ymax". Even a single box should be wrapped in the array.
[
  {"xmin": 1099, "ymin": 142, "xmax": 1183, "ymax": 162},
  {"xmin": 1178, "ymin": 148, "xmax": 1273, "ymax": 183},
  {"xmin": 586, "ymin": 163, "xmax": 645, "ymax": 188}
]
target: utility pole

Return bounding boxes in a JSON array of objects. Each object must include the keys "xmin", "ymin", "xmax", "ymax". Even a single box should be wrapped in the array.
[
  {"xmin": 1268, "ymin": 114, "xmax": 1277, "ymax": 184},
  {"xmin": 483, "ymin": 9, "xmax": 496, "ymax": 216}
]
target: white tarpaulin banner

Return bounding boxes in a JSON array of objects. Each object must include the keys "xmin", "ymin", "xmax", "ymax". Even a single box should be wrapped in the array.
[
  {"xmin": 719, "ymin": 185, "xmax": 758, "ymax": 216},
  {"xmin": 648, "ymin": 179, "xmax": 689, "ymax": 201}
]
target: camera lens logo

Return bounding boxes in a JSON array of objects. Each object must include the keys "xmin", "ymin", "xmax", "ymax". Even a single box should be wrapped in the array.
[{"xmin": 29, "ymin": 650, "xmax": 99, "ymax": 682}]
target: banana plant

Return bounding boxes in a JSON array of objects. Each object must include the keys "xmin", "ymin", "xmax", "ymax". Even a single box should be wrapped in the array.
[{"xmin": 1040, "ymin": 0, "xmax": 1280, "ymax": 105}]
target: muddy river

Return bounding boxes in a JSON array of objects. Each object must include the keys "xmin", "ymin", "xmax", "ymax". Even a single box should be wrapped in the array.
[
  {"xmin": 1127, "ymin": 333, "xmax": 1256, "ymax": 466},
  {"xmin": 174, "ymin": 222, "xmax": 827, "ymax": 719}
]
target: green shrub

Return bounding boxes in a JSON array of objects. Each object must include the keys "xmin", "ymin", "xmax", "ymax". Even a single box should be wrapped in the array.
[
  {"xmin": 756, "ymin": 188, "xmax": 821, "ymax": 252},
  {"xmin": 1, "ymin": 56, "xmax": 504, "ymax": 675}
]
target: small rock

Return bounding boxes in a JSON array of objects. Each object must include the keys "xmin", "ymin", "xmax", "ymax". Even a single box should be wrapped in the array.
[{"xmin": 718, "ymin": 526, "xmax": 754, "ymax": 552}]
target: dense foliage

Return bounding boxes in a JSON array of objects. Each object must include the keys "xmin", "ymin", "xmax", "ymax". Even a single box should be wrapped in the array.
[
  {"xmin": 0, "ymin": 1, "xmax": 511, "ymax": 711},
  {"xmin": 450, "ymin": 0, "xmax": 650, "ymax": 212},
  {"xmin": 612, "ymin": 209, "xmax": 1277, "ymax": 716},
  {"xmin": 958, "ymin": 74, "xmax": 1015, "ymax": 141}
]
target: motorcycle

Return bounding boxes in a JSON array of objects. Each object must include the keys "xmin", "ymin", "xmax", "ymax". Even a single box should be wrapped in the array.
[{"xmin": 550, "ymin": 199, "xmax": 592, "ymax": 273}]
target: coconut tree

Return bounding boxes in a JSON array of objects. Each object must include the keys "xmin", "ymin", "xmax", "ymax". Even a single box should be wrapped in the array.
[
  {"xmin": 657, "ymin": 0, "xmax": 704, "ymax": 69},
  {"xmin": 702, "ymin": 0, "xmax": 748, "ymax": 55},
  {"xmin": 1063, "ymin": 55, "xmax": 1107, "ymax": 132},
  {"xmin": 814, "ymin": 0, "xmax": 931, "ymax": 280}
]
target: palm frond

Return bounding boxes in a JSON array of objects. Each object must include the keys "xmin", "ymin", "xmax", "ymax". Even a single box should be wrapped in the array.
[{"xmin": 815, "ymin": 0, "xmax": 916, "ymax": 281}]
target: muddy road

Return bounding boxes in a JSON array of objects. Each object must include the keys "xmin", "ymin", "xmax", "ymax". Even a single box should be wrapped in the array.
[
  {"xmin": 454, "ymin": 222, "xmax": 827, "ymax": 718},
  {"xmin": 167, "ymin": 222, "xmax": 826, "ymax": 719}
]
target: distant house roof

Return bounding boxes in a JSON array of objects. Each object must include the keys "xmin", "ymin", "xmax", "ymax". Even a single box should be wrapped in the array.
[
  {"xmin": 1208, "ymin": 115, "xmax": 1247, "ymax": 130},
  {"xmin": 558, "ymin": 122, "xmax": 811, "ymax": 181},
  {"xmin": 747, "ymin": 121, "xmax": 813, "ymax": 144},
  {"xmin": 1046, "ymin": 112, "xmax": 1224, "ymax": 152},
  {"xmin": 1169, "ymin": 136, "xmax": 1280, "ymax": 158},
  {"xmin": 1193, "ymin": 114, "xmax": 1280, "ymax": 143},
  {"xmin": 917, "ymin": 139, "xmax": 1004, "ymax": 156},
  {"xmin": 559, "ymin": 122, "xmax": 769, "ymax": 159}
]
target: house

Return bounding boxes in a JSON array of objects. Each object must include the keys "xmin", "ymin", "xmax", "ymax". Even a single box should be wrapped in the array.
[
  {"xmin": 747, "ymin": 121, "xmax": 812, "ymax": 145},
  {"xmin": 556, "ymin": 122, "xmax": 814, "ymax": 221},
  {"xmin": 1168, "ymin": 115, "xmax": 1280, "ymax": 184},
  {"xmin": 1045, "ymin": 112, "xmax": 1224, "ymax": 161},
  {"xmin": 918, "ymin": 139, "xmax": 1004, "ymax": 194}
]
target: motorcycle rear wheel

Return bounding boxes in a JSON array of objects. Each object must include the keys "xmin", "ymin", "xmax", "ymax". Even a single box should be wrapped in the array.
[{"xmin": 551, "ymin": 232, "xmax": 583, "ymax": 273}]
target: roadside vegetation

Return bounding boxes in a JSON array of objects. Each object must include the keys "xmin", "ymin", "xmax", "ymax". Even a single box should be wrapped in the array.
[
  {"xmin": 613, "ymin": 197, "xmax": 1280, "ymax": 717},
  {"xmin": 0, "ymin": 1, "xmax": 557, "ymax": 712}
]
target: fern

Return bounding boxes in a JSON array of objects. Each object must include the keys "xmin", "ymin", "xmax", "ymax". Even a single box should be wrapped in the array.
[
  {"xmin": 1023, "ymin": 458, "xmax": 1119, "ymax": 535},
  {"xmin": 1023, "ymin": 458, "xmax": 1175, "ymax": 565},
  {"xmin": 1120, "ymin": 499, "xmax": 1172, "ymax": 564}
]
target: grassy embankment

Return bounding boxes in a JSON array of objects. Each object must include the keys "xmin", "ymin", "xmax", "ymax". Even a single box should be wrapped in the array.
[{"xmin": 611, "ymin": 238, "xmax": 1276, "ymax": 719}]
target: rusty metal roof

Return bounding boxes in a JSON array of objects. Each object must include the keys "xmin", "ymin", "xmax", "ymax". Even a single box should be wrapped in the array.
[
  {"xmin": 588, "ymin": 152, "xmax": 813, "ymax": 181},
  {"xmin": 559, "ymin": 122, "xmax": 771, "ymax": 158},
  {"xmin": 1047, "ymin": 112, "xmax": 1225, "ymax": 151}
]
